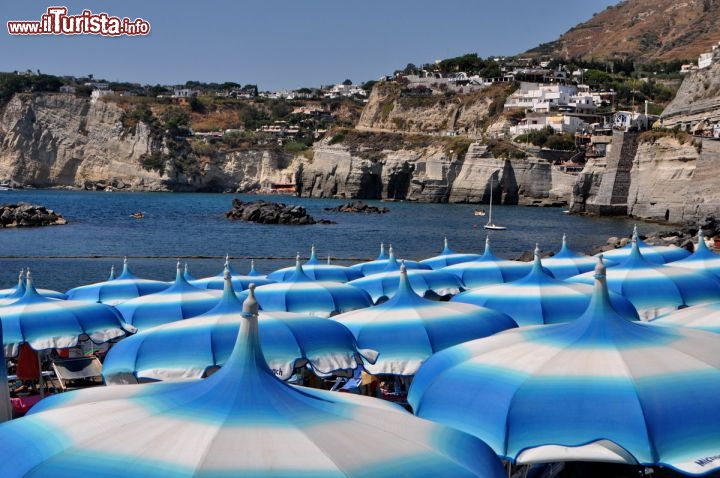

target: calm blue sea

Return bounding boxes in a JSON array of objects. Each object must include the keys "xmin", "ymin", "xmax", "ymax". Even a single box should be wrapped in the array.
[{"xmin": 0, "ymin": 190, "xmax": 668, "ymax": 292}]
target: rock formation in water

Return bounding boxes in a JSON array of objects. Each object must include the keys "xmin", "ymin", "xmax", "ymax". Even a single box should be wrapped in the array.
[
  {"xmin": 225, "ymin": 198, "xmax": 334, "ymax": 225},
  {"xmin": 0, "ymin": 202, "xmax": 66, "ymax": 227}
]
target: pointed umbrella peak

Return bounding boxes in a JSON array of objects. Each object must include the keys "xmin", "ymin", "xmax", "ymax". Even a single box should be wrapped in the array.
[
  {"xmin": 388, "ymin": 244, "xmax": 395, "ymax": 259},
  {"xmin": 22, "ymin": 269, "xmax": 40, "ymax": 299},
  {"xmin": 108, "ymin": 265, "xmax": 116, "ymax": 281},
  {"xmin": 247, "ymin": 259, "xmax": 261, "ymax": 277},
  {"xmin": 377, "ymin": 242, "xmax": 388, "ymax": 260},
  {"xmin": 242, "ymin": 283, "xmax": 259, "ymax": 318},
  {"xmin": 440, "ymin": 237, "xmax": 454, "ymax": 255},
  {"xmin": 327, "ymin": 255, "xmax": 331, "ymax": 265}
]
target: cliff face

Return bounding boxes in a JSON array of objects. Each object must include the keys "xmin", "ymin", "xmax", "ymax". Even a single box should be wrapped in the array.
[
  {"xmin": 0, "ymin": 93, "xmax": 166, "ymax": 190},
  {"xmin": 0, "ymin": 93, "xmax": 300, "ymax": 192},
  {"xmin": 357, "ymin": 82, "xmax": 507, "ymax": 135},
  {"xmin": 298, "ymin": 140, "xmax": 575, "ymax": 205},
  {"xmin": 661, "ymin": 48, "xmax": 720, "ymax": 126}
]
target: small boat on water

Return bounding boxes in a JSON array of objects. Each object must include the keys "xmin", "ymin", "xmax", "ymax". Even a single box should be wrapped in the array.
[
  {"xmin": 474, "ymin": 208, "xmax": 486, "ymax": 217},
  {"xmin": 483, "ymin": 180, "xmax": 506, "ymax": 231},
  {"xmin": 130, "ymin": 212, "xmax": 144, "ymax": 219}
]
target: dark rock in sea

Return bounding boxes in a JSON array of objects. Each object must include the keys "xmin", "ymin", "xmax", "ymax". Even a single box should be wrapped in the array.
[
  {"xmin": 324, "ymin": 201, "xmax": 389, "ymax": 214},
  {"xmin": 225, "ymin": 199, "xmax": 335, "ymax": 225},
  {"xmin": 0, "ymin": 203, "xmax": 67, "ymax": 228}
]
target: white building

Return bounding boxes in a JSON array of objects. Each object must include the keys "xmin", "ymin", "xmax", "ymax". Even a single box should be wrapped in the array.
[
  {"xmin": 509, "ymin": 112, "xmax": 589, "ymax": 136},
  {"xmin": 504, "ymin": 82, "xmax": 581, "ymax": 113}
]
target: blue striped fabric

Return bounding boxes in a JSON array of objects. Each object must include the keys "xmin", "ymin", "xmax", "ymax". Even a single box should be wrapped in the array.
[
  {"xmin": 419, "ymin": 238, "xmax": 481, "ymax": 270},
  {"xmin": 570, "ymin": 240, "xmax": 720, "ymax": 320},
  {"xmin": 1, "ymin": 272, "xmax": 134, "ymax": 357},
  {"xmin": 334, "ymin": 265, "xmax": 517, "ymax": 376},
  {"xmin": 452, "ymin": 249, "xmax": 639, "ymax": 326},
  {"xmin": 541, "ymin": 234, "xmax": 617, "ymax": 280},
  {"xmin": 410, "ymin": 261, "xmax": 720, "ymax": 476},
  {"xmin": 670, "ymin": 230, "xmax": 720, "ymax": 280},
  {"xmin": 115, "ymin": 263, "xmax": 221, "ymax": 331},
  {"xmin": 237, "ymin": 261, "xmax": 372, "ymax": 317},
  {"xmin": 268, "ymin": 248, "xmax": 363, "ymax": 283},
  {"xmin": 0, "ymin": 269, "xmax": 67, "ymax": 300},
  {"xmin": 103, "ymin": 273, "xmax": 376, "ymax": 383},
  {"xmin": 0, "ymin": 286, "xmax": 506, "ymax": 477},
  {"xmin": 188, "ymin": 258, "xmax": 275, "ymax": 291},
  {"xmin": 349, "ymin": 245, "xmax": 431, "ymax": 276},
  {"xmin": 348, "ymin": 258, "xmax": 464, "ymax": 303},
  {"xmin": 443, "ymin": 236, "xmax": 539, "ymax": 288},
  {"xmin": 595, "ymin": 226, "xmax": 691, "ymax": 264},
  {"xmin": 65, "ymin": 258, "xmax": 168, "ymax": 305},
  {"xmin": 651, "ymin": 302, "xmax": 720, "ymax": 334}
]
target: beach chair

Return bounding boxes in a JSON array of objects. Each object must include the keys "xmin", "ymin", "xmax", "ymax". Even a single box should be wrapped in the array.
[{"xmin": 51, "ymin": 356, "xmax": 103, "ymax": 392}]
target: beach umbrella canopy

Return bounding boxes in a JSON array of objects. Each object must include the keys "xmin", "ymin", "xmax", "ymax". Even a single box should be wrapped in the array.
[
  {"xmin": 103, "ymin": 272, "xmax": 377, "ymax": 384},
  {"xmin": 268, "ymin": 246, "xmax": 363, "ymax": 282},
  {"xmin": 0, "ymin": 287, "xmax": 506, "ymax": 478},
  {"xmin": 419, "ymin": 237, "xmax": 481, "ymax": 270},
  {"xmin": 0, "ymin": 321, "xmax": 11, "ymax": 423},
  {"xmin": 333, "ymin": 265, "xmax": 517, "ymax": 376},
  {"xmin": 349, "ymin": 244, "xmax": 431, "ymax": 276},
  {"xmin": 409, "ymin": 261, "xmax": 720, "ymax": 476},
  {"xmin": 0, "ymin": 269, "xmax": 67, "ymax": 301},
  {"xmin": 1, "ymin": 271, "xmax": 135, "ymax": 358},
  {"xmin": 188, "ymin": 256, "xmax": 275, "ymax": 291},
  {"xmin": 65, "ymin": 257, "xmax": 168, "ymax": 305},
  {"xmin": 541, "ymin": 234, "xmax": 616, "ymax": 280},
  {"xmin": 670, "ymin": 229, "xmax": 720, "ymax": 280},
  {"xmin": 114, "ymin": 262, "xmax": 221, "ymax": 331},
  {"xmin": 452, "ymin": 247, "xmax": 639, "ymax": 326},
  {"xmin": 443, "ymin": 236, "xmax": 540, "ymax": 289},
  {"xmin": 569, "ymin": 239, "xmax": 720, "ymax": 320},
  {"xmin": 348, "ymin": 256, "xmax": 465, "ymax": 304},
  {"xmin": 651, "ymin": 301, "xmax": 720, "ymax": 334},
  {"xmin": 595, "ymin": 225, "xmax": 691, "ymax": 265},
  {"xmin": 238, "ymin": 259, "xmax": 373, "ymax": 317}
]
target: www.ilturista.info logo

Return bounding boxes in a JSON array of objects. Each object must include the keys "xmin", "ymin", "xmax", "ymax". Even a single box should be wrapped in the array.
[{"xmin": 7, "ymin": 7, "xmax": 150, "ymax": 36}]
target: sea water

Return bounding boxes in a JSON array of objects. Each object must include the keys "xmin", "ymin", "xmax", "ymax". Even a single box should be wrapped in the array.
[{"xmin": 0, "ymin": 190, "xmax": 668, "ymax": 292}]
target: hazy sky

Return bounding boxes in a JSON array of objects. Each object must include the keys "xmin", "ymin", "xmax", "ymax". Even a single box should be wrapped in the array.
[{"xmin": 2, "ymin": 1, "xmax": 619, "ymax": 91}]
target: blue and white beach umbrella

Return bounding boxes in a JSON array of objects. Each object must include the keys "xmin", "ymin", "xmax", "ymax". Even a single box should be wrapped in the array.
[
  {"xmin": 103, "ymin": 272, "xmax": 377, "ymax": 384},
  {"xmin": 268, "ymin": 246, "xmax": 363, "ymax": 282},
  {"xmin": 0, "ymin": 269, "xmax": 67, "ymax": 301},
  {"xmin": 65, "ymin": 257, "xmax": 168, "ymax": 305},
  {"xmin": 569, "ymin": 239, "xmax": 720, "ymax": 320},
  {"xmin": 452, "ymin": 247, "xmax": 639, "ymax": 326},
  {"xmin": 349, "ymin": 244, "xmax": 431, "ymax": 276},
  {"xmin": 114, "ymin": 262, "xmax": 221, "ymax": 331},
  {"xmin": 409, "ymin": 260, "xmax": 720, "ymax": 476},
  {"xmin": 443, "ymin": 236, "xmax": 539, "ymax": 289},
  {"xmin": 1, "ymin": 271, "xmax": 135, "ymax": 358},
  {"xmin": 541, "ymin": 234, "xmax": 615, "ymax": 280},
  {"xmin": 333, "ymin": 265, "xmax": 517, "ymax": 376},
  {"xmin": 188, "ymin": 256, "xmax": 275, "ymax": 291},
  {"xmin": 238, "ymin": 259, "xmax": 373, "ymax": 317},
  {"xmin": 0, "ymin": 287, "xmax": 506, "ymax": 478},
  {"xmin": 651, "ymin": 302, "xmax": 720, "ymax": 334},
  {"xmin": 348, "ymin": 256, "xmax": 465, "ymax": 304},
  {"xmin": 419, "ymin": 237, "xmax": 481, "ymax": 270},
  {"xmin": 596, "ymin": 225, "xmax": 691, "ymax": 264},
  {"xmin": 670, "ymin": 229, "xmax": 720, "ymax": 280}
]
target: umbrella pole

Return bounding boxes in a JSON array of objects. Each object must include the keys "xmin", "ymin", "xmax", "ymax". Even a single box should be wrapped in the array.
[{"xmin": 37, "ymin": 351, "xmax": 45, "ymax": 399}]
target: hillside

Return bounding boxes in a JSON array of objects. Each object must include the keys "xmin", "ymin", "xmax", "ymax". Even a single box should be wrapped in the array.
[{"xmin": 526, "ymin": 0, "xmax": 720, "ymax": 64}]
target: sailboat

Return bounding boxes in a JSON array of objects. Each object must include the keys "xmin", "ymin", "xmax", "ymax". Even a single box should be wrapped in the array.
[{"xmin": 483, "ymin": 179, "xmax": 507, "ymax": 231}]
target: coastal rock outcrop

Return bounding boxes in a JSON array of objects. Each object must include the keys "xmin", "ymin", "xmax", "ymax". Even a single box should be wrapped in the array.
[
  {"xmin": 0, "ymin": 202, "xmax": 66, "ymax": 227},
  {"xmin": 299, "ymin": 140, "xmax": 576, "ymax": 206},
  {"xmin": 225, "ymin": 198, "xmax": 334, "ymax": 225},
  {"xmin": 324, "ymin": 201, "xmax": 389, "ymax": 214}
]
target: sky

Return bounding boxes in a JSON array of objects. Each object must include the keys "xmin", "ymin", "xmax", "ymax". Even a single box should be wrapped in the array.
[{"xmin": 1, "ymin": 1, "xmax": 620, "ymax": 91}]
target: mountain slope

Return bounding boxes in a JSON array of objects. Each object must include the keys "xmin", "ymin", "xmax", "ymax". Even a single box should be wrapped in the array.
[{"xmin": 527, "ymin": 0, "xmax": 720, "ymax": 64}]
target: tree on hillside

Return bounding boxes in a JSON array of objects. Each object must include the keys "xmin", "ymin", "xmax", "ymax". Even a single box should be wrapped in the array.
[{"xmin": 342, "ymin": 79, "xmax": 353, "ymax": 86}]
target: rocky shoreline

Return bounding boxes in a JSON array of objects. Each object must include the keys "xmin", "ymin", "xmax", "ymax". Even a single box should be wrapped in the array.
[{"xmin": 0, "ymin": 203, "xmax": 67, "ymax": 228}]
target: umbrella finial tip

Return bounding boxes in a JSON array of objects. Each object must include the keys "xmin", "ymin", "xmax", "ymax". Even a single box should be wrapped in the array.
[{"xmin": 242, "ymin": 283, "xmax": 259, "ymax": 316}]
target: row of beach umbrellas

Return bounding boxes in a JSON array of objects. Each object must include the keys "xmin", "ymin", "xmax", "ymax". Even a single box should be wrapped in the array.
[{"xmin": 2, "ymin": 228, "xmax": 720, "ymax": 474}]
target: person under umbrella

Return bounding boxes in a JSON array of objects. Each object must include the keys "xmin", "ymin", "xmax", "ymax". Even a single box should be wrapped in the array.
[
  {"xmin": 409, "ymin": 259, "xmax": 720, "ymax": 476},
  {"xmin": 0, "ymin": 286, "xmax": 506, "ymax": 477},
  {"xmin": 103, "ymin": 270, "xmax": 378, "ymax": 384}
]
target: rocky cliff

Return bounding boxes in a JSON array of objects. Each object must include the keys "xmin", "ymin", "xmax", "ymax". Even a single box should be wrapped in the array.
[
  {"xmin": 0, "ymin": 93, "xmax": 300, "ymax": 192},
  {"xmin": 299, "ymin": 139, "xmax": 575, "ymax": 206},
  {"xmin": 661, "ymin": 48, "xmax": 720, "ymax": 127}
]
